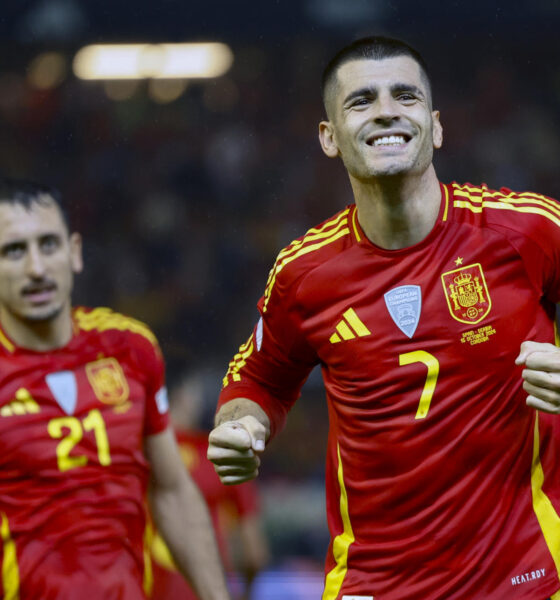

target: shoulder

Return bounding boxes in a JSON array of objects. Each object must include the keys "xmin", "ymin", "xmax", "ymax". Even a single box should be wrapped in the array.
[
  {"xmin": 261, "ymin": 207, "xmax": 355, "ymax": 312},
  {"xmin": 73, "ymin": 306, "xmax": 161, "ymax": 355},
  {"xmin": 447, "ymin": 182, "xmax": 560, "ymax": 238}
]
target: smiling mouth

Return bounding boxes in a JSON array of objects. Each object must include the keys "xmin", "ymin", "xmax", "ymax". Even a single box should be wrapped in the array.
[
  {"xmin": 22, "ymin": 283, "xmax": 57, "ymax": 303},
  {"xmin": 22, "ymin": 283, "xmax": 56, "ymax": 295},
  {"xmin": 367, "ymin": 134, "xmax": 411, "ymax": 147}
]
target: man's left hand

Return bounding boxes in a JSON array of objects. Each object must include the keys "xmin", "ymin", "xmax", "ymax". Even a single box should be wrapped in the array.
[{"xmin": 516, "ymin": 341, "xmax": 560, "ymax": 413}]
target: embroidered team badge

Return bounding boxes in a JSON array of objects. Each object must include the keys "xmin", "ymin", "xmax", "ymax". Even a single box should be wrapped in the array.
[
  {"xmin": 384, "ymin": 285, "xmax": 421, "ymax": 338},
  {"xmin": 85, "ymin": 357, "xmax": 129, "ymax": 406},
  {"xmin": 441, "ymin": 263, "xmax": 491, "ymax": 324}
]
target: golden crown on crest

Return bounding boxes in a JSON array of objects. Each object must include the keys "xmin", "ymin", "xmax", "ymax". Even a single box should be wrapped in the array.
[{"xmin": 453, "ymin": 272, "xmax": 472, "ymax": 286}]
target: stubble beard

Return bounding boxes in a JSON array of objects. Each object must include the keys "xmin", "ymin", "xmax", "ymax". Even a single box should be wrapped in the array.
[
  {"xmin": 360, "ymin": 144, "xmax": 434, "ymax": 182},
  {"xmin": 17, "ymin": 301, "xmax": 65, "ymax": 325},
  {"xmin": 348, "ymin": 154, "xmax": 417, "ymax": 183}
]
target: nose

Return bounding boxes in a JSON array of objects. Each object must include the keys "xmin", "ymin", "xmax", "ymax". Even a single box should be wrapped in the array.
[
  {"xmin": 25, "ymin": 244, "xmax": 46, "ymax": 278},
  {"xmin": 373, "ymin": 92, "xmax": 400, "ymax": 124}
]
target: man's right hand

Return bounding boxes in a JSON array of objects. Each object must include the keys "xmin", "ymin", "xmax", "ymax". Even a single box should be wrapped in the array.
[{"xmin": 207, "ymin": 415, "xmax": 267, "ymax": 485}]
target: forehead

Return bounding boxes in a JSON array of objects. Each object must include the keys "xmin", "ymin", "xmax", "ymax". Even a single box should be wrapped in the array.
[
  {"xmin": 334, "ymin": 56, "xmax": 427, "ymax": 100},
  {"xmin": 0, "ymin": 199, "xmax": 68, "ymax": 244}
]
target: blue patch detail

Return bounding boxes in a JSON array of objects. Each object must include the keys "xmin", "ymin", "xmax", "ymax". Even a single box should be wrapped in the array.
[
  {"xmin": 155, "ymin": 386, "xmax": 169, "ymax": 414},
  {"xmin": 46, "ymin": 371, "xmax": 77, "ymax": 415},
  {"xmin": 384, "ymin": 285, "xmax": 422, "ymax": 338}
]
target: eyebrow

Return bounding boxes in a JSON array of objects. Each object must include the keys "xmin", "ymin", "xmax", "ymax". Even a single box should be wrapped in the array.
[
  {"xmin": 0, "ymin": 232, "xmax": 62, "ymax": 248},
  {"xmin": 0, "ymin": 240, "xmax": 26, "ymax": 255},
  {"xmin": 343, "ymin": 83, "xmax": 426, "ymax": 105}
]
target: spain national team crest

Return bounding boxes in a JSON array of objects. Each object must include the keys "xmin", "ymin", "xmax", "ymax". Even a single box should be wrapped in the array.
[
  {"xmin": 384, "ymin": 285, "xmax": 422, "ymax": 338},
  {"xmin": 441, "ymin": 263, "xmax": 492, "ymax": 324},
  {"xmin": 85, "ymin": 357, "xmax": 129, "ymax": 405}
]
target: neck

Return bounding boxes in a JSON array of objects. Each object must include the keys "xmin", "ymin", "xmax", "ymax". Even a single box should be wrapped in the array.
[
  {"xmin": 0, "ymin": 305, "xmax": 74, "ymax": 351},
  {"xmin": 351, "ymin": 165, "xmax": 441, "ymax": 250}
]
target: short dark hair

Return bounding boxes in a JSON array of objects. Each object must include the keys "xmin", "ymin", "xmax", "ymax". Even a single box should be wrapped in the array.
[
  {"xmin": 321, "ymin": 36, "xmax": 432, "ymax": 111},
  {"xmin": 0, "ymin": 178, "xmax": 70, "ymax": 229}
]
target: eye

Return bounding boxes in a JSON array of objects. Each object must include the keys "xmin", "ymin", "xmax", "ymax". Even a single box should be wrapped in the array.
[
  {"xmin": 39, "ymin": 234, "xmax": 61, "ymax": 254},
  {"xmin": 397, "ymin": 93, "xmax": 417, "ymax": 103},
  {"xmin": 348, "ymin": 97, "xmax": 372, "ymax": 110},
  {"xmin": 1, "ymin": 242, "xmax": 26, "ymax": 260}
]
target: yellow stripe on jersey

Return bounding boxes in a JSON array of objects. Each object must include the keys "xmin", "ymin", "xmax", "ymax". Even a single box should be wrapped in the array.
[
  {"xmin": 531, "ymin": 415, "xmax": 560, "ymax": 581},
  {"xmin": 454, "ymin": 199, "xmax": 560, "ymax": 229},
  {"xmin": 454, "ymin": 185, "xmax": 560, "ymax": 220},
  {"xmin": 74, "ymin": 307, "xmax": 158, "ymax": 346},
  {"xmin": 453, "ymin": 183, "xmax": 560, "ymax": 218},
  {"xmin": 223, "ymin": 335, "xmax": 254, "ymax": 387},
  {"xmin": 442, "ymin": 183, "xmax": 450, "ymax": 222},
  {"xmin": 452, "ymin": 184, "xmax": 560, "ymax": 228},
  {"xmin": 351, "ymin": 206, "xmax": 362, "ymax": 242},
  {"xmin": 263, "ymin": 211, "xmax": 351, "ymax": 312},
  {"xmin": 143, "ymin": 520, "xmax": 154, "ymax": 597},
  {"xmin": 1, "ymin": 513, "xmax": 19, "ymax": 600},
  {"xmin": 323, "ymin": 444, "xmax": 355, "ymax": 600},
  {"xmin": 0, "ymin": 328, "xmax": 14, "ymax": 353},
  {"xmin": 274, "ymin": 210, "xmax": 350, "ymax": 264},
  {"xmin": 552, "ymin": 590, "xmax": 560, "ymax": 600},
  {"xmin": 263, "ymin": 210, "xmax": 350, "ymax": 301}
]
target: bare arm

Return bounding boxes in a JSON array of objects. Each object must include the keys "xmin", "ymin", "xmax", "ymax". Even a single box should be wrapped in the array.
[
  {"xmin": 207, "ymin": 398, "xmax": 271, "ymax": 485},
  {"xmin": 145, "ymin": 427, "xmax": 231, "ymax": 600}
]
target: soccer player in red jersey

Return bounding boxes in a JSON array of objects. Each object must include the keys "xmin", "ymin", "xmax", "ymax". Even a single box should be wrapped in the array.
[
  {"xmin": 0, "ymin": 179, "xmax": 231, "ymax": 600},
  {"xmin": 208, "ymin": 36, "xmax": 560, "ymax": 600}
]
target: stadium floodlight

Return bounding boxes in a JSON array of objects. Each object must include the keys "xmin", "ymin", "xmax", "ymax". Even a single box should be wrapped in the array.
[
  {"xmin": 73, "ymin": 43, "xmax": 233, "ymax": 80},
  {"xmin": 154, "ymin": 44, "xmax": 233, "ymax": 79}
]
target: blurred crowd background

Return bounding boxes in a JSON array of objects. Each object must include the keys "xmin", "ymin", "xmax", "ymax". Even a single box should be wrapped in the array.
[{"xmin": 1, "ymin": 0, "xmax": 560, "ymax": 594}]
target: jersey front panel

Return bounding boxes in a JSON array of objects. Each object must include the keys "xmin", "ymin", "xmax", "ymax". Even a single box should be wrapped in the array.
[
  {"xmin": 0, "ymin": 307, "xmax": 169, "ymax": 600},
  {"xmin": 220, "ymin": 183, "xmax": 560, "ymax": 600}
]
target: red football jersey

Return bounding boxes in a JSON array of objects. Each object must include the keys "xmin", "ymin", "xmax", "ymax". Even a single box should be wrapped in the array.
[
  {"xmin": 219, "ymin": 183, "xmax": 560, "ymax": 600},
  {"xmin": 0, "ymin": 306, "xmax": 169, "ymax": 600},
  {"xmin": 150, "ymin": 429, "xmax": 260, "ymax": 600}
]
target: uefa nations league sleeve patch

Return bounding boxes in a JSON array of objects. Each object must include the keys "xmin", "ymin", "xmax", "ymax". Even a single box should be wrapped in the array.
[{"xmin": 155, "ymin": 386, "xmax": 169, "ymax": 414}]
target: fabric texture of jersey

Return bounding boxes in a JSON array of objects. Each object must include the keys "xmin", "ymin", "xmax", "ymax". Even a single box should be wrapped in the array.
[
  {"xmin": 150, "ymin": 428, "xmax": 260, "ymax": 600},
  {"xmin": 0, "ymin": 306, "xmax": 169, "ymax": 600},
  {"xmin": 219, "ymin": 182, "xmax": 560, "ymax": 600}
]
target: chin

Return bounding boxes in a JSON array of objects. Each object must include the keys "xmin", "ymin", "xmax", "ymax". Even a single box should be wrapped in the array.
[
  {"xmin": 372, "ymin": 155, "xmax": 429, "ymax": 178},
  {"xmin": 367, "ymin": 164, "xmax": 411, "ymax": 179},
  {"xmin": 22, "ymin": 305, "xmax": 63, "ymax": 323}
]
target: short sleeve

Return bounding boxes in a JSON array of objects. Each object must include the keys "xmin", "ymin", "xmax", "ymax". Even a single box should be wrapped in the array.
[
  {"xmin": 496, "ymin": 187, "xmax": 560, "ymax": 303},
  {"xmin": 131, "ymin": 334, "xmax": 170, "ymax": 436},
  {"xmin": 219, "ymin": 262, "xmax": 318, "ymax": 438}
]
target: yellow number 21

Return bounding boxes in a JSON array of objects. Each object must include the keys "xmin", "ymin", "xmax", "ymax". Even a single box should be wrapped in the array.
[
  {"xmin": 48, "ymin": 408, "xmax": 112, "ymax": 472},
  {"xmin": 399, "ymin": 351, "xmax": 439, "ymax": 419}
]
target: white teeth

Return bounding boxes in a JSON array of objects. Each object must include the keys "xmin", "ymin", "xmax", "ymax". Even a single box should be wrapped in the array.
[{"xmin": 372, "ymin": 135, "xmax": 406, "ymax": 146}]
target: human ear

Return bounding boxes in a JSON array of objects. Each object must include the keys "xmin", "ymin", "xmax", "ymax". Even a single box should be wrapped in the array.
[
  {"xmin": 69, "ymin": 233, "xmax": 83, "ymax": 274},
  {"xmin": 432, "ymin": 110, "xmax": 443, "ymax": 149},
  {"xmin": 318, "ymin": 120, "xmax": 339, "ymax": 158}
]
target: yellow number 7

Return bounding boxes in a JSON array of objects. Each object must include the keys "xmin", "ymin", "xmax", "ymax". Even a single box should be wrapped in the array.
[{"xmin": 399, "ymin": 350, "xmax": 439, "ymax": 419}]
